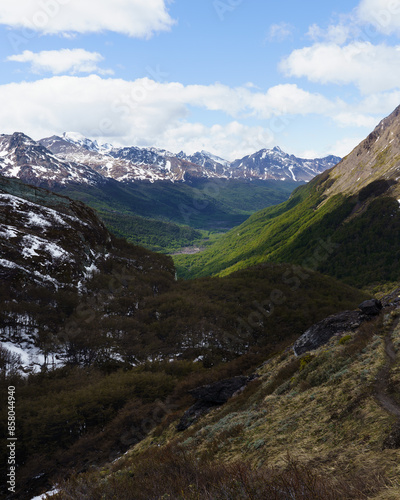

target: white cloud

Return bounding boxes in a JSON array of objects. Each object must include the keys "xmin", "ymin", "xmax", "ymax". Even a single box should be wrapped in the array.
[
  {"xmin": 306, "ymin": 22, "xmax": 353, "ymax": 44},
  {"xmin": 268, "ymin": 22, "xmax": 294, "ymax": 42},
  {"xmin": 7, "ymin": 49, "xmax": 113, "ymax": 75},
  {"xmin": 280, "ymin": 41, "xmax": 400, "ymax": 94},
  {"xmin": 249, "ymin": 84, "xmax": 336, "ymax": 118},
  {"xmin": 333, "ymin": 111, "xmax": 378, "ymax": 128},
  {"xmin": 329, "ymin": 136, "xmax": 366, "ymax": 157},
  {"xmin": 0, "ymin": 75, "xmax": 390, "ymax": 160},
  {"xmin": 357, "ymin": 0, "xmax": 400, "ymax": 34},
  {"xmin": 0, "ymin": 0, "xmax": 174, "ymax": 37}
]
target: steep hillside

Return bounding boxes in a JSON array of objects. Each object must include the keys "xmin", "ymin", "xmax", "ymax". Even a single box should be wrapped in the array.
[
  {"xmin": 0, "ymin": 259, "xmax": 368, "ymax": 498},
  {"xmin": 0, "ymin": 175, "xmax": 175, "ymax": 372},
  {"xmin": 322, "ymin": 105, "xmax": 400, "ymax": 200},
  {"xmin": 44, "ymin": 291, "xmax": 400, "ymax": 500},
  {"xmin": 176, "ymin": 105, "xmax": 400, "ymax": 289}
]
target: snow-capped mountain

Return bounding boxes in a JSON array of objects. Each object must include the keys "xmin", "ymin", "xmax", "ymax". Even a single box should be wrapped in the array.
[
  {"xmin": 0, "ymin": 131, "xmax": 341, "ymax": 188},
  {"xmin": 44, "ymin": 133, "xmax": 340, "ymax": 183},
  {"xmin": 0, "ymin": 132, "xmax": 104, "ymax": 188},
  {"xmin": 229, "ymin": 146, "xmax": 341, "ymax": 182},
  {"xmin": 63, "ymin": 131, "xmax": 113, "ymax": 154},
  {"xmin": 40, "ymin": 135, "xmax": 210, "ymax": 183},
  {"xmin": 177, "ymin": 150, "xmax": 231, "ymax": 175}
]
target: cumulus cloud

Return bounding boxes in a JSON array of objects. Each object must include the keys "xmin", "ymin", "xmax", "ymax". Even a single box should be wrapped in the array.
[
  {"xmin": 0, "ymin": 75, "xmax": 389, "ymax": 160},
  {"xmin": 0, "ymin": 0, "xmax": 175, "ymax": 37},
  {"xmin": 7, "ymin": 49, "xmax": 113, "ymax": 75},
  {"xmin": 249, "ymin": 84, "xmax": 337, "ymax": 118},
  {"xmin": 280, "ymin": 41, "xmax": 400, "ymax": 94},
  {"xmin": 332, "ymin": 111, "xmax": 378, "ymax": 128}
]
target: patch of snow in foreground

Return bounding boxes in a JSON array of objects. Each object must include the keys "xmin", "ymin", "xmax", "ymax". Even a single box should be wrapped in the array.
[
  {"xmin": 21, "ymin": 234, "xmax": 70, "ymax": 261},
  {"xmin": 1, "ymin": 342, "xmax": 46, "ymax": 371},
  {"xmin": 30, "ymin": 488, "xmax": 59, "ymax": 500},
  {"xmin": 26, "ymin": 212, "xmax": 52, "ymax": 228}
]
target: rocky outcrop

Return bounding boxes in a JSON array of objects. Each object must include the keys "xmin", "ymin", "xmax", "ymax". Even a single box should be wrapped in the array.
[
  {"xmin": 358, "ymin": 299, "xmax": 383, "ymax": 316},
  {"xmin": 293, "ymin": 298, "xmax": 386, "ymax": 356},
  {"xmin": 177, "ymin": 376, "xmax": 255, "ymax": 431},
  {"xmin": 293, "ymin": 310, "xmax": 363, "ymax": 356}
]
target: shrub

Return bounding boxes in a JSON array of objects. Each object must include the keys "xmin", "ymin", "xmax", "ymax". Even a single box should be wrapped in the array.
[
  {"xmin": 338, "ymin": 334, "xmax": 352, "ymax": 345},
  {"xmin": 52, "ymin": 445, "xmax": 386, "ymax": 499}
]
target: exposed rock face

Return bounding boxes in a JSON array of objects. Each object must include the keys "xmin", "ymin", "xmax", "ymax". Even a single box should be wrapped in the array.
[
  {"xmin": 358, "ymin": 299, "xmax": 383, "ymax": 316},
  {"xmin": 177, "ymin": 376, "xmax": 254, "ymax": 431},
  {"xmin": 322, "ymin": 104, "xmax": 400, "ymax": 202},
  {"xmin": 293, "ymin": 310, "xmax": 363, "ymax": 356},
  {"xmin": 293, "ymin": 298, "xmax": 386, "ymax": 356}
]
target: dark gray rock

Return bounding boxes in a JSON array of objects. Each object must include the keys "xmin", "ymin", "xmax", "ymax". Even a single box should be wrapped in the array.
[
  {"xmin": 177, "ymin": 376, "xmax": 254, "ymax": 431},
  {"xmin": 189, "ymin": 376, "xmax": 250, "ymax": 404},
  {"xmin": 293, "ymin": 310, "xmax": 363, "ymax": 356},
  {"xmin": 358, "ymin": 299, "xmax": 383, "ymax": 316}
]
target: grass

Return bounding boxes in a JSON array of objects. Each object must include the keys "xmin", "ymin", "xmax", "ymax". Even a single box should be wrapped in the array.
[{"xmin": 52, "ymin": 444, "xmax": 387, "ymax": 500}]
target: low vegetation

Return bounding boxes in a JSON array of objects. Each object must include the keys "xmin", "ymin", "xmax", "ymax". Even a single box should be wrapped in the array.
[
  {"xmin": 0, "ymin": 245, "xmax": 368, "ymax": 497},
  {"xmin": 44, "ymin": 307, "xmax": 400, "ymax": 499}
]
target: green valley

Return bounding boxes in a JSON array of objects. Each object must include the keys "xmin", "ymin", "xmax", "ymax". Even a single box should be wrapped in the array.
[
  {"xmin": 55, "ymin": 179, "xmax": 300, "ymax": 253},
  {"xmin": 175, "ymin": 110, "xmax": 400, "ymax": 291}
]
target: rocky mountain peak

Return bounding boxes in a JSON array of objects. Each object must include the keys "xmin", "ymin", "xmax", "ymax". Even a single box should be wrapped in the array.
[{"xmin": 321, "ymin": 104, "xmax": 400, "ymax": 202}]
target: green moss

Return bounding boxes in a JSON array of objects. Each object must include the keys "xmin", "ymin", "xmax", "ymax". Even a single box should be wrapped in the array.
[{"xmin": 338, "ymin": 334, "xmax": 352, "ymax": 345}]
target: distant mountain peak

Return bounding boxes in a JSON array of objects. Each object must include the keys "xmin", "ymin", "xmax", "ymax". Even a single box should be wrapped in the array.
[
  {"xmin": 0, "ymin": 130, "xmax": 341, "ymax": 187},
  {"xmin": 63, "ymin": 131, "xmax": 113, "ymax": 154}
]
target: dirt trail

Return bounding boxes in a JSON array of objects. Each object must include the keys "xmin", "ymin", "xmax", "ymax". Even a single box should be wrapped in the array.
[
  {"xmin": 374, "ymin": 318, "xmax": 400, "ymax": 417},
  {"xmin": 374, "ymin": 316, "xmax": 400, "ymax": 448}
]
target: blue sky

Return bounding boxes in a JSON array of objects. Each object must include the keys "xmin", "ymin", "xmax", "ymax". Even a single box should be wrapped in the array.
[{"xmin": 1, "ymin": 0, "xmax": 400, "ymax": 160}]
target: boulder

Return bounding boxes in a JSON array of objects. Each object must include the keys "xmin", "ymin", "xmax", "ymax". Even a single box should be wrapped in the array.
[
  {"xmin": 293, "ymin": 310, "xmax": 363, "ymax": 356},
  {"xmin": 177, "ymin": 375, "xmax": 254, "ymax": 431},
  {"xmin": 358, "ymin": 299, "xmax": 383, "ymax": 316}
]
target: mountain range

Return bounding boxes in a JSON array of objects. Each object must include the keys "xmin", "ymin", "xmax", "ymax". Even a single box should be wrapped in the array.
[{"xmin": 0, "ymin": 131, "xmax": 340, "ymax": 188}]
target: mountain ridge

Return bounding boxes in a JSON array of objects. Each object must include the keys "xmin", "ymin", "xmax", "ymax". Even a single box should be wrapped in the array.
[{"xmin": 0, "ymin": 131, "xmax": 340, "ymax": 188}]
